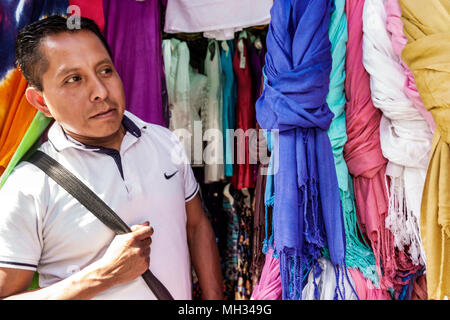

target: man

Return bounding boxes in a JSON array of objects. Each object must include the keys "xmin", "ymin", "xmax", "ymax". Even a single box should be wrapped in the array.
[{"xmin": 0, "ymin": 15, "xmax": 223, "ymax": 300}]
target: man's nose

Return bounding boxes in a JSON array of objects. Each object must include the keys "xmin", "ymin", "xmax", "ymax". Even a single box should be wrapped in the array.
[{"xmin": 89, "ymin": 75, "xmax": 108, "ymax": 102}]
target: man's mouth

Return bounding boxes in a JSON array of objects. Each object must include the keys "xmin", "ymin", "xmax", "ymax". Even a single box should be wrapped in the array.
[{"xmin": 91, "ymin": 108, "xmax": 116, "ymax": 119}]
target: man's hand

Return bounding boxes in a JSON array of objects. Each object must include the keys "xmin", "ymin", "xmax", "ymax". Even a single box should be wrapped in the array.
[
  {"xmin": 0, "ymin": 221, "xmax": 154, "ymax": 300},
  {"xmin": 97, "ymin": 222, "xmax": 153, "ymax": 286}
]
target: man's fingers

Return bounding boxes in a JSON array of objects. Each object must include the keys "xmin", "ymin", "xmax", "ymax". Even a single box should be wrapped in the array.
[
  {"xmin": 130, "ymin": 221, "xmax": 151, "ymax": 233},
  {"xmin": 132, "ymin": 225, "xmax": 154, "ymax": 240}
]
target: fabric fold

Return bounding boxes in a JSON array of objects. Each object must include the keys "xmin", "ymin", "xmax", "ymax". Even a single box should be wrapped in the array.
[
  {"xmin": 400, "ymin": 0, "xmax": 450, "ymax": 300},
  {"xmin": 256, "ymin": 0, "xmax": 347, "ymax": 300},
  {"xmin": 344, "ymin": 0, "xmax": 393, "ymax": 295},
  {"xmin": 362, "ymin": 0, "xmax": 432, "ymax": 269},
  {"xmin": 326, "ymin": 0, "xmax": 378, "ymax": 285}
]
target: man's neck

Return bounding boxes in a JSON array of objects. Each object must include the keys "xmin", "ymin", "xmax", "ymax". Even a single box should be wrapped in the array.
[{"xmin": 63, "ymin": 124, "xmax": 126, "ymax": 151}]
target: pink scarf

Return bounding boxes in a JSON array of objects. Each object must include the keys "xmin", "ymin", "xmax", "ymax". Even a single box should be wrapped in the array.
[
  {"xmin": 344, "ymin": 0, "xmax": 396, "ymax": 293},
  {"xmin": 384, "ymin": 0, "xmax": 435, "ymax": 132},
  {"xmin": 251, "ymin": 249, "xmax": 282, "ymax": 300},
  {"xmin": 349, "ymin": 269, "xmax": 390, "ymax": 300}
]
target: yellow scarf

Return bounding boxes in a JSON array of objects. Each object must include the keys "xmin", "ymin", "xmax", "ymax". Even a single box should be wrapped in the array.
[{"xmin": 400, "ymin": 0, "xmax": 450, "ymax": 300}]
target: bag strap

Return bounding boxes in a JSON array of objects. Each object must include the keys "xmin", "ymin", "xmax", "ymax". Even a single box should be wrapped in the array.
[{"xmin": 27, "ymin": 150, "xmax": 174, "ymax": 300}]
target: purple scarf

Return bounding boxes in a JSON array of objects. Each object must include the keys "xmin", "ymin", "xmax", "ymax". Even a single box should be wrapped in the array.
[{"xmin": 256, "ymin": 0, "xmax": 347, "ymax": 300}]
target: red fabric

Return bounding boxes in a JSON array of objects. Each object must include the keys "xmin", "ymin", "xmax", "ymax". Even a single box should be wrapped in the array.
[
  {"xmin": 344, "ymin": 0, "xmax": 408, "ymax": 291},
  {"xmin": 69, "ymin": 0, "xmax": 105, "ymax": 32},
  {"xmin": 411, "ymin": 274, "xmax": 428, "ymax": 300},
  {"xmin": 232, "ymin": 39, "xmax": 256, "ymax": 190}
]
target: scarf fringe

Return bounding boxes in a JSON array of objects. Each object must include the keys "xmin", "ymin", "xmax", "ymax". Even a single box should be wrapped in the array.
[
  {"xmin": 262, "ymin": 195, "xmax": 276, "ymax": 256},
  {"xmin": 340, "ymin": 187, "xmax": 380, "ymax": 286},
  {"xmin": 384, "ymin": 174, "xmax": 425, "ymax": 266}
]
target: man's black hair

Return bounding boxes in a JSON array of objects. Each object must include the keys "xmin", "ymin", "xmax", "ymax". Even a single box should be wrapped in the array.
[{"xmin": 15, "ymin": 15, "xmax": 112, "ymax": 91}]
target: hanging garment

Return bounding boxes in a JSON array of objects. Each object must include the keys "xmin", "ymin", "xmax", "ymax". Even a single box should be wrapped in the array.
[
  {"xmin": 302, "ymin": 258, "xmax": 358, "ymax": 300},
  {"xmin": 411, "ymin": 273, "xmax": 428, "ymax": 300},
  {"xmin": 69, "ymin": 0, "xmax": 104, "ymax": 32},
  {"xmin": 362, "ymin": 0, "xmax": 432, "ymax": 270},
  {"xmin": 400, "ymin": 0, "xmax": 450, "ymax": 300},
  {"xmin": 162, "ymin": 38, "xmax": 193, "ymax": 157},
  {"xmin": 249, "ymin": 41, "xmax": 266, "ymax": 185},
  {"xmin": 250, "ymin": 249, "xmax": 282, "ymax": 300},
  {"xmin": 235, "ymin": 189, "xmax": 254, "ymax": 300},
  {"xmin": 384, "ymin": 0, "xmax": 435, "ymax": 131},
  {"xmin": 221, "ymin": 41, "xmax": 236, "ymax": 177},
  {"xmin": 348, "ymin": 269, "xmax": 391, "ymax": 300},
  {"xmin": 250, "ymin": 160, "xmax": 269, "ymax": 288},
  {"xmin": 249, "ymin": 39, "xmax": 266, "ymax": 108},
  {"xmin": 0, "ymin": 0, "xmax": 67, "ymax": 177},
  {"xmin": 203, "ymin": 39, "xmax": 225, "ymax": 183},
  {"xmin": 0, "ymin": 69, "xmax": 37, "ymax": 176},
  {"xmin": 103, "ymin": 0, "xmax": 165, "ymax": 126},
  {"xmin": 164, "ymin": 0, "xmax": 273, "ymax": 40},
  {"xmin": 222, "ymin": 183, "xmax": 242, "ymax": 300},
  {"xmin": 326, "ymin": 0, "xmax": 378, "ymax": 286},
  {"xmin": 344, "ymin": 0, "xmax": 394, "ymax": 294},
  {"xmin": 256, "ymin": 0, "xmax": 348, "ymax": 300},
  {"xmin": 232, "ymin": 34, "xmax": 256, "ymax": 190}
]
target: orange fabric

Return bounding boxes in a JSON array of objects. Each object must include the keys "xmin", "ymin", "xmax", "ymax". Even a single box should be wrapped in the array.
[{"xmin": 0, "ymin": 68, "xmax": 37, "ymax": 175}]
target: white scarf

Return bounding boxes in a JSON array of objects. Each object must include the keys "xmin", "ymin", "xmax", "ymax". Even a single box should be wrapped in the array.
[{"xmin": 362, "ymin": 0, "xmax": 433, "ymax": 266}]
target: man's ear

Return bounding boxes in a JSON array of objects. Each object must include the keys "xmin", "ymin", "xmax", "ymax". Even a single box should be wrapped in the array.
[{"xmin": 25, "ymin": 87, "xmax": 52, "ymax": 117}]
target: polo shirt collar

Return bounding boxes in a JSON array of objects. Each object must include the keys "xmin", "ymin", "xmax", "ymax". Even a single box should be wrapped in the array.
[{"xmin": 47, "ymin": 110, "xmax": 145, "ymax": 153}]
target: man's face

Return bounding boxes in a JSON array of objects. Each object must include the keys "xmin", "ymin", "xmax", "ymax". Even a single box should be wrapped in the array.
[{"xmin": 39, "ymin": 30, "xmax": 126, "ymax": 138}]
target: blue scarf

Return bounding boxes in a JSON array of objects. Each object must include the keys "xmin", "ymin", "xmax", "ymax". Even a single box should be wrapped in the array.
[
  {"xmin": 325, "ymin": 0, "xmax": 378, "ymax": 287},
  {"xmin": 256, "ymin": 0, "xmax": 347, "ymax": 300}
]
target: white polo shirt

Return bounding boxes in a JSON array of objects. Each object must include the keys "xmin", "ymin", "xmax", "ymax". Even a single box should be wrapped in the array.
[{"xmin": 0, "ymin": 111, "xmax": 199, "ymax": 300}]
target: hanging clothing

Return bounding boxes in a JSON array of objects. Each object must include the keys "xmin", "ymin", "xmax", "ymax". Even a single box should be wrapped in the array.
[
  {"xmin": 232, "ymin": 34, "xmax": 256, "ymax": 190},
  {"xmin": 384, "ymin": 0, "xmax": 435, "ymax": 131},
  {"xmin": 69, "ymin": 0, "xmax": 104, "ymax": 32},
  {"xmin": 0, "ymin": 0, "xmax": 67, "ymax": 178},
  {"xmin": 326, "ymin": 0, "xmax": 378, "ymax": 285},
  {"xmin": 164, "ymin": 0, "xmax": 273, "ymax": 40},
  {"xmin": 400, "ymin": 0, "xmax": 450, "ymax": 300},
  {"xmin": 222, "ymin": 184, "xmax": 240, "ymax": 300},
  {"xmin": 249, "ymin": 39, "xmax": 266, "ymax": 108},
  {"xmin": 0, "ymin": 69, "xmax": 37, "ymax": 176},
  {"xmin": 256, "ymin": 0, "xmax": 348, "ymax": 300},
  {"xmin": 250, "ymin": 154, "xmax": 269, "ymax": 286},
  {"xmin": 235, "ymin": 189, "xmax": 254, "ymax": 300},
  {"xmin": 163, "ymin": 38, "xmax": 192, "ymax": 133},
  {"xmin": 344, "ymin": 0, "xmax": 398, "ymax": 295},
  {"xmin": 221, "ymin": 41, "xmax": 237, "ymax": 177},
  {"xmin": 362, "ymin": 0, "xmax": 432, "ymax": 270},
  {"xmin": 103, "ymin": 0, "xmax": 166, "ymax": 126},
  {"xmin": 250, "ymin": 249, "xmax": 282, "ymax": 300},
  {"xmin": 203, "ymin": 39, "xmax": 225, "ymax": 183}
]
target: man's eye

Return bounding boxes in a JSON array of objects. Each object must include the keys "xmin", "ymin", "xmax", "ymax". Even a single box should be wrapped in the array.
[
  {"xmin": 66, "ymin": 75, "xmax": 81, "ymax": 83},
  {"xmin": 101, "ymin": 68, "xmax": 112, "ymax": 75}
]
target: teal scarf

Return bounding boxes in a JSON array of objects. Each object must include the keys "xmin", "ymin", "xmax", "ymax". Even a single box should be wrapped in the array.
[{"xmin": 325, "ymin": 0, "xmax": 378, "ymax": 286}]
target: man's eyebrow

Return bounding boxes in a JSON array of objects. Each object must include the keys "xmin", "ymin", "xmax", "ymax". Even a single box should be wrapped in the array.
[{"xmin": 56, "ymin": 59, "xmax": 113, "ymax": 78}]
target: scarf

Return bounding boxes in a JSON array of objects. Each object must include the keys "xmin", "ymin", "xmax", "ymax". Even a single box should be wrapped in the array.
[
  {"xmin": 400, "ymin": 0, "xmax": 450, "ymax": 300},
  {"xmin": 326, "ymin": 0, "xmax": 378, "ymax": 286},
  {"xmin": 344, "ymin": 0, "xmax": 393, "ymax": 294},
  {"xmin": 0, "ymin": 1, "xmax": 67, "ymax": 177},
  {"xmin": 256, "ymin": 0, "xmax": 347, "ymax": 300},
  {"xmin": 362, "ymin": 0, "xmax": 432, "ymax": 270},
  {"xmin": 384, "ymin": 0, "xmax": 435, "ymax": 131},
  {"xmin": 250, "ymin": 249, "xmax": 282, "ymax": 300}
]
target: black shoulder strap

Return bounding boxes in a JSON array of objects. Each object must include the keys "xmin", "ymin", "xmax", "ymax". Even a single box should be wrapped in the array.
[{"xmin": 27, "ymin": 150, "xmax": 174, "ymax": 300}]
